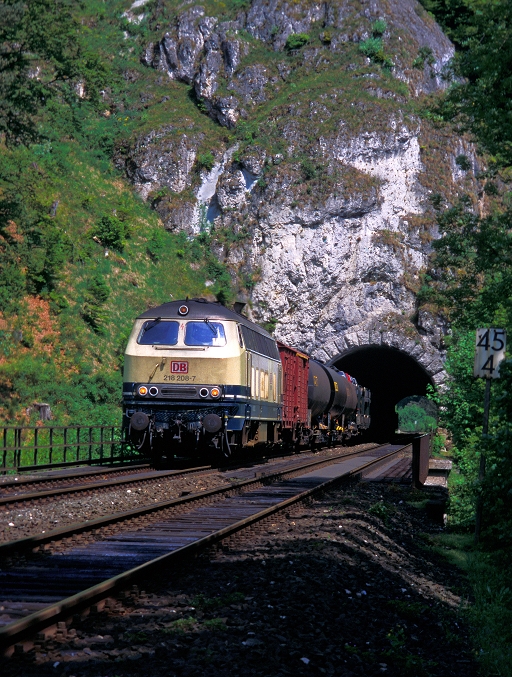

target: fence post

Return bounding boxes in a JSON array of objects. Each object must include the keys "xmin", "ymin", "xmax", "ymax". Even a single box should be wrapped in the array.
[
  {"xmin": 76, "ymin": 427, "xmax": 80, "ymax": 462},
  {"xmin": 2, "ymin": 428, "xmax": 6, "ymax": 472},
  {"xmin": 16, "ymin": 428, "xmax": 22, "ymax": 467},
  {"xmin": 88, "ymin": 427, "xmax": 93, "ymax": 463},
  {"xmin": 100, "ymin": 427, "xmax": 104, "ymax": 462},
  {"xmin": 117, "ymin": 427, "xmax": 122, "ymax": 463},
  {"xmin": 34, "ymin": 427, "xmax": 38, "ymax": 466}
]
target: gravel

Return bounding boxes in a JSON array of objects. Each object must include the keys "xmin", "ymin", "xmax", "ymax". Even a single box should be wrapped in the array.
[
  {"xmin": 0, "ymin": 444, "xmax": 377, "ymax": 543},
  {"xmin": 4, "ymin": 479, "xmax": 479, "ymax": 677},
  {"xmin": 0, "ymin": 472, "xmax": 232, "ymax": 542}
]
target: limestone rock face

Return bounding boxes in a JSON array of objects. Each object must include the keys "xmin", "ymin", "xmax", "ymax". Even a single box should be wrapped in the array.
[
  {"xmin": 117, "ymin": 0, "xmax": 475, "ymax": 385},
  {"xmin": 119, "ymin": 127, "xmax": 200, "ymax": 200}
]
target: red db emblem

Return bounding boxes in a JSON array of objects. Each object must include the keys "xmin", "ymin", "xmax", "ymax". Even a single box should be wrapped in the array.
[{"xmin": 171, "ymin": 361, "xmax": 188, "ymax": 373}]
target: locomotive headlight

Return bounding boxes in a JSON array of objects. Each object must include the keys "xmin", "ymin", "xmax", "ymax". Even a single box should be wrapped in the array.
[
  {"xmin": 148, "ymin": 386, "xmax": 158, "ymax": 397},
  {"xmin": 199, "ymin": 387, "xmax": 209, "ymax": 398},
  {"xmin": 138, "ymin": 385, "xmax": 148, "ymax": 396},
  {"xmin": 210, "ymin": 386, "xmax": 221, "ymax": 398}
]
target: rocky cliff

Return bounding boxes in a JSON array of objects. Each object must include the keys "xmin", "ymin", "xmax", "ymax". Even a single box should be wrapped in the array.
[{"xmin": 116, "ymin": 0, "xmax": 484, "ymax": 386}]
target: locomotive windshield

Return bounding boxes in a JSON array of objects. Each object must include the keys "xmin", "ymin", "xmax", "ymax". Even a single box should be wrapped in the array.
[
  {"xmin": 138, "ymin": 320, "xmax": 179, "ymax": 345},
  {"xmin": 185, "ymin": 321, "xmax": 226, "ymax": 346}
]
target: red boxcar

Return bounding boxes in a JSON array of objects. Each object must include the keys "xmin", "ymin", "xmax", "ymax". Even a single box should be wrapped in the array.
[{"xmin": 277, "ymin": 342, "xmax": 309, "ymax": 434}]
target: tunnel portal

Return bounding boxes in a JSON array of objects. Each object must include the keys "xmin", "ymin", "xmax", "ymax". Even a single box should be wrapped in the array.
[{"xmin": 329, "ymin": 345, "xmax": 434, "ymax": 442}]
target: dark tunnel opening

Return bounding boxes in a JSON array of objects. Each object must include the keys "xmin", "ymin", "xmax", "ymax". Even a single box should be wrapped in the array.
[{"xmin": 329, "ymin": 345, "xmax": 434, "ymax": 442}]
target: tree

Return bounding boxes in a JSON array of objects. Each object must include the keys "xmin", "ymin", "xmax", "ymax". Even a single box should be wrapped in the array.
[
  {"xmin": 440, "ymin": 0, "xmax": 512, "ymax": 166},
  {"xmin": 0, "ymin": 0, "xmax": 80, "ymax": 144}
]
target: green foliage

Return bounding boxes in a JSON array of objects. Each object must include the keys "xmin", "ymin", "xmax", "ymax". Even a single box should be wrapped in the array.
[
  {"xmin": 371, "ymin": 19, "xmax": 387, "ymax": 37},
  {"xmin": 396, "ymin": 401, "xmax": 437, "ymax": 433},
  {"xmin": 82, "ymin": 275, "xmax": 110, "ymax": 333},
  {"xmin": 412, "ymin": 46, "xmax": 435, "ymax": 69},
  {"xmin": 455, "ymin": 154, "xmax": 471, "ymax": 171},
  {"xmin": 285, "ymin": 33, "xmax": 310, "ymax": 52},
  {"xmin": 368, "ymin": 501, "xmax": 391, "ymax": 522},
  {"xmin": 430, "ymin": 532, "xmax": 512, "ymax": 676},
  {"xmin": 359, "ymin": 37, "xmax": 394, "ymax": 69},
  {"xmin": 262, "ymin": 317, "xmax": 278, "ymax": 334},
  {"xmin": 196, "ymin": 151, "xmax": 215, "ymax": 172},
  {"xmin": 432, "ymin": 0, "xmax": 512, "ymax": 166},
  {"xmin": 0, "ymin": 0, "xmax": 80, "ymax": 144},
  {"xmin": 202, "ymin": 618, "xmax": 227, "ymax": 631},
  {"xmin": 92, "ymin": 215, "xmax": 130, "ymax": 251},
  {"xmin": 163, "ymin": 616, "xmax": 196, "ymax": 634},
  {"xmin": 359, "ymin": 37, "xmax": 383, "ymax": 60},
  {"xmin": 191, "ymin": 592, "xmax": 245, "ymax": 611},
  {"xmin": 147, "ymin": 228, "xmax": 170, "ymax": 261},
  {"xmin": 300, "ymin": 157, "xmax": 318, "ymax": 180},
  {"xmin": 417, "ymin": 0, "xmax": 481, "ymax": 48},
  {"xmin": 423, "ymin": 199, "xmax": 512, "ymax": 327}
]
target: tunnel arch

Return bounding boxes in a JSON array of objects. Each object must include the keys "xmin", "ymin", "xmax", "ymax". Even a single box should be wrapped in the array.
[{"xmin": 328, "ymin": 344, "xmax": 435, "ymax": 442}]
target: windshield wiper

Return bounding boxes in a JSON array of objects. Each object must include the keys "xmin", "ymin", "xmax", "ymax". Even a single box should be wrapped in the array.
[
  {"xmin": 144, "ymin": 316, "xmax": 162, "ymax": 332},
  {"xmin": 204, "ymin": 318, "xmax": 218, "ymax": 336}
]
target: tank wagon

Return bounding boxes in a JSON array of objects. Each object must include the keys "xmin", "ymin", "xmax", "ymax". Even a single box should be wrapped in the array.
[{"xmin": 122, "ymin": 298, "xmax": 370, "ymax": 463}]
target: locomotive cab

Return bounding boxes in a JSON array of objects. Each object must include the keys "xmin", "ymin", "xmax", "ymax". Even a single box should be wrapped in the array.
[{"xmin": 122, "ymin": 299, "xmax": 282, "ymax": 462}]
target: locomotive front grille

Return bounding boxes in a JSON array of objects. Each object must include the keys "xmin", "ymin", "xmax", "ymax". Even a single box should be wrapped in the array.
[{"xmin": 160, "ymin": 386, "xmax": 197, "ymax": 398}]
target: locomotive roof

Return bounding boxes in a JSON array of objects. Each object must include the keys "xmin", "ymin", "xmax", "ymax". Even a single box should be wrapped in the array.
[{"xmin": 137, "ymin": 299, "xmax": 274, "ymax": 338}]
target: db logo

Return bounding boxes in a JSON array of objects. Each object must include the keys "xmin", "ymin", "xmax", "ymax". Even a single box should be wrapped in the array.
[{"xmin": 171, "ymin": 361, "xmax": 188, "ymax": 373}]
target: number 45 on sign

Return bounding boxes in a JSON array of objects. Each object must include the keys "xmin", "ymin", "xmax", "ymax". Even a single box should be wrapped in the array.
[{"xmin": 474, "ymin": 328, "xmax": 507, "ymax": 379}]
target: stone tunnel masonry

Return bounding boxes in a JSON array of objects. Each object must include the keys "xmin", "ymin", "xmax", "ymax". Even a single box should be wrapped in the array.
[{"xmin": 321, "ymin": 328, "xmax": 447, "ymax": 441}]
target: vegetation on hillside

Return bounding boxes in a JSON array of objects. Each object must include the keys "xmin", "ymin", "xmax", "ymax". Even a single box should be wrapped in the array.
[
  {"xmin": 0, "ymin": 0, "xmax": 435, "ymax": 429},
  {"xmin": 418, "ymin": 0, "xmax": 512, "ymax": 672},
  {"xmin": 0, "ymin": 0, "xmax": 228, "ymax": 425}
]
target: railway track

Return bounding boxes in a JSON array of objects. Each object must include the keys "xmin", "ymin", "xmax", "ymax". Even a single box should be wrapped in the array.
[
  {"xmin": 0, "ymin": 465, "xmax": 212, "ymax": 509},
  {"xmin": 0, "ymin": 463, "xmax": 151, "ymax": 493},
  {"xmin": 0, "ymin": 442, "xmax": 380, "ymax": 510},
  {"xmin": 0, "ymin": 442, "xmax": 409, "ymax": 654}
]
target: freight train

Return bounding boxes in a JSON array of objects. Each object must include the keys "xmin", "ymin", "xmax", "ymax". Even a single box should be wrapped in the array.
[{"xmin": 122, "ymin": 298, "xmax": 371, "ymax": 464}]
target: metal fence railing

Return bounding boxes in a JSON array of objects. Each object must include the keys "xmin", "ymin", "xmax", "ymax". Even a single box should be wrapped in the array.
[{"xmin": 1, "ymin": 425, "xmax": 144, "ymax": 473}]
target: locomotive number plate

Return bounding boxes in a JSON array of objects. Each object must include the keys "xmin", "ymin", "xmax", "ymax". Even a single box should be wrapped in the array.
[{"xmin": 171, "ymin": 361, "xmax": 188, "ymax": 373}]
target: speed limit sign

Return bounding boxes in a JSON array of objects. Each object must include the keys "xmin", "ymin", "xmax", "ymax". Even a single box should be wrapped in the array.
[{"xmin": 474, "ymin": 328, "xmax": 507, "ymax": 379}]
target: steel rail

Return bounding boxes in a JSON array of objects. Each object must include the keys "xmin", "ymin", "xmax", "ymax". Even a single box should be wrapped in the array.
[
  {"xmin": 0, "ymin": 443, "xmax": 408, "ymax": 653},
  {"xmin": 0, "ymin": 445, "xmax": 388, "ymax": 557},
  {"xmin": 0, "ymin": 464, "xmax": 212, "ymax": 507},
  {"xmin": 0, "ymin": 464, "xmax": 151, "ymax": 490}
]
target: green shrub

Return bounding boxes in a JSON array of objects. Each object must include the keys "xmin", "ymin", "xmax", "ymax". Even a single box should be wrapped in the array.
[
  {"xmin": 82, "ymin": 275, "xmax": 110, "ymax": 332},
  {"xmin": 372, "ymin": 19, "xmax": 387, "ymax": 36},
  {"xmin": 92, "ymin": 215, "xmax": 129, "ymax": 251},
  {"xmin": 455, "ymin": 154, "xmax": 471, "ymax": 171},
  {"xmin": 359, "ymin": 37, "xmax": 394, "ymax": 69},
  {"xmin": 360, "ymin": 36, "xmax": 383, "ymax": 58},
  {"xmin": 147, "ymin": 228, "xmax": 168, "ymax": 261},
  {"xmin": 412, "ymin": 46, "xmax": 435, "ymax": 69},
  {"xmin": 285, "ymin": 33, "xmax": 310, "ymax": 51},
  {"xmin": 301, "ymin": 158, "xmax": 318, "ymax": 180},
  {"xmin": 0, "ymin": 263, "xmax": 26, "ymax": 312},
  {"xmin": 196, "ymin": 151, "xmax": 215, "ymax": 172}
]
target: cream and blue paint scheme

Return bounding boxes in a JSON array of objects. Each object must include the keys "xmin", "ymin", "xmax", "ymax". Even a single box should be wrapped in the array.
[{"xmin": 122, "ymin": 298, "xmax": 282, "ymax": 459}]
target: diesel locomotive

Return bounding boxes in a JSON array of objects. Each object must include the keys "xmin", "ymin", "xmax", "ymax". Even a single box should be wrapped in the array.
[{"xmin": 122, "ymin": 298, "xmax": 371, "ymax": 463}]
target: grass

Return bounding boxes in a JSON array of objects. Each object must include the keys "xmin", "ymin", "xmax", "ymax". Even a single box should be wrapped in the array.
[{"xmin": 426, "ymin": 531, "xmax": 512, "ymax": 675}]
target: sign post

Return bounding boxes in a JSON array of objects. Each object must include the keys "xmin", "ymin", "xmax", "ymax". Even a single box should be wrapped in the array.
[{"xmin": 473, "ymin": 328, "xmax": 507, "ymax": 544}]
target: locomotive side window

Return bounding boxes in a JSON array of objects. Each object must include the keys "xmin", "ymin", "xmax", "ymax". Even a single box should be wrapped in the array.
[
  {"xmin": 240, "ymin": 325, "xmax": 279, "ymax": 360},
  {"xmin": 138, "ymin": 320, "xmax": 179, "ymax": 345},
  {"xmin": 185, "ymin": 321, "xmax": 226, "ymax": 346}
]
